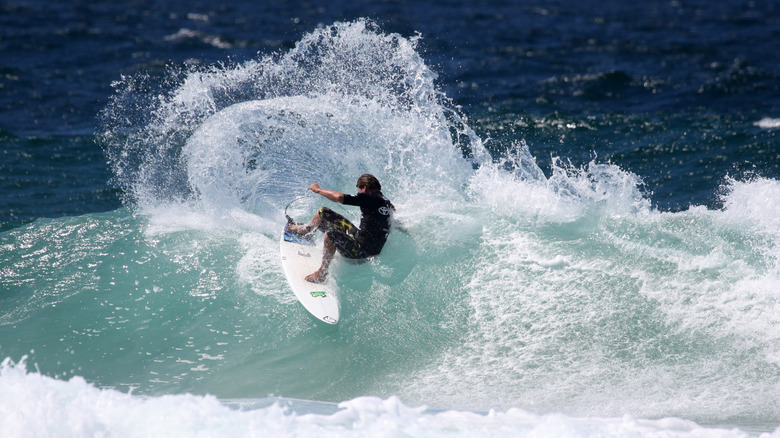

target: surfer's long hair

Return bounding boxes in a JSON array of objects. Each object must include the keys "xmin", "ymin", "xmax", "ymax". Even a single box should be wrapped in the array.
[{"xmin": 357, "ymin": 174, "xmax": 381, "ymax": 191}]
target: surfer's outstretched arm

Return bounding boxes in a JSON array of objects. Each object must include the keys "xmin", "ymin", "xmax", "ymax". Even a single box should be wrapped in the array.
[{"xmin": 308, "ymin": 183, "xmax": 344, "ymax": 203}]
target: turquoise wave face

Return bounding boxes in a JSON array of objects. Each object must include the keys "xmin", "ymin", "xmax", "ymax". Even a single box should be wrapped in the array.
[{"xmin": 2, "ymin": 174, "xmax": 778, "ymax": 426}]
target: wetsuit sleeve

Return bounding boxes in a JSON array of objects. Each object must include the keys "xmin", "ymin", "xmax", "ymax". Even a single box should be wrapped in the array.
[{"xmin": 342, "ymin": 194, "xmax": 360, "ymax": 206}]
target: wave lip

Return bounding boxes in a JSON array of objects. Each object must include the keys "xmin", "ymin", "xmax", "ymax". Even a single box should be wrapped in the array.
[{"xmin": 99, "ymin": 18, "xmax": 484, "ymax": 210}]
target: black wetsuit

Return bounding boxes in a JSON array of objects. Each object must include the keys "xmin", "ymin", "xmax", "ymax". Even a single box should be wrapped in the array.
[
  {"xmin": 343, "ymin": 191, "xmax": 395, "ymax": 255},
  {"xmin": 317, "ymin": 191, "xmax": 394, "ymax": 258}
]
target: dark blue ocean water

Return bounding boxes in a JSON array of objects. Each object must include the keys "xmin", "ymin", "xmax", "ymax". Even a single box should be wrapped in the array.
[
  {"xmin": 1, "ymin": 1, "xmax": 780, "ymax": 436},
  {"xmin": 2, "ymin": 0, "xmax": 778, "ymax": 226}
]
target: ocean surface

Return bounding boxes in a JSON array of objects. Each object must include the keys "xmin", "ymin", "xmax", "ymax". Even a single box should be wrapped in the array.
[{"xmin": 1, "ymin": 1, "xmax": 779, "ymax": 436}]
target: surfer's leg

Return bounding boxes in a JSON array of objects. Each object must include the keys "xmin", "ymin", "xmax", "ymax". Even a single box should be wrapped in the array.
[
  {"xmin": 306, "ymin": 232, "xmax": 336, "ymax": 283},
  {"xmin": 315, "ymin": 208, "xmax": 357, "ymax": 233},
  {"xmin": 288, "ymin": 207, "xmax": 352, "ymax": 236},
  {"xmin": 286, "ymin": 211, "xmax": 324, "ymax": 236},
  {"xmin": 302, "ymin": 208, "xmax": 359, "ymax": 283}
]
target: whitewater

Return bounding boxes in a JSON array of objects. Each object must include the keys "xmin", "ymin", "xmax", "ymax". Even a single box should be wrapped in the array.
[{"xmin": 1, "ymin": 20, "xmax": 778, "ymax": 437}]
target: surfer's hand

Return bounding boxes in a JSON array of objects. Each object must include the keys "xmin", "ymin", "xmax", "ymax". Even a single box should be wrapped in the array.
[{"xmin": 308, "ymin": 184, "xmax": 344, "ymax": 203}]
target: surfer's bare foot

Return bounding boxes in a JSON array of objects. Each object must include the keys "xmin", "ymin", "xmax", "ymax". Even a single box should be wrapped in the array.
[
  {"xmin": 286, "ymin": 224, "xmax": 311, "ymax": 236},
  {"xmin": 305, "ymin": 269, "xmax": 327, "ymax": 283}
]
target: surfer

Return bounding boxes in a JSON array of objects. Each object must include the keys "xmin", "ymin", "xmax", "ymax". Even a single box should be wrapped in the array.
[{"xmin": 287, "ymin": 174, "xmax": 395, "ymax": 283}]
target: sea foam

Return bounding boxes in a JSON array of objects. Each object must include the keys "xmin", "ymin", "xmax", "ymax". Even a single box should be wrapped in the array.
[{"xmin": 2, "ymin": 357, "xmax": 775, "ymax": 438}]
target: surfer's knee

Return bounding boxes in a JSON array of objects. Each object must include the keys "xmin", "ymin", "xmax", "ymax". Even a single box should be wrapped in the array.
[
  {"xmin": 308, "ymin": 207, "xmax": 331, "ymax": 231},
  {"xmin": 316, "ymin": 207, "xmax": 339, "ymax": 228}
]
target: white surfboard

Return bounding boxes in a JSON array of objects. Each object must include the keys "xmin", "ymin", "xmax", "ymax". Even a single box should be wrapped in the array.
[{"xmin": 279, "ymin": 227, "xmax": 339, "ymax": 324}]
